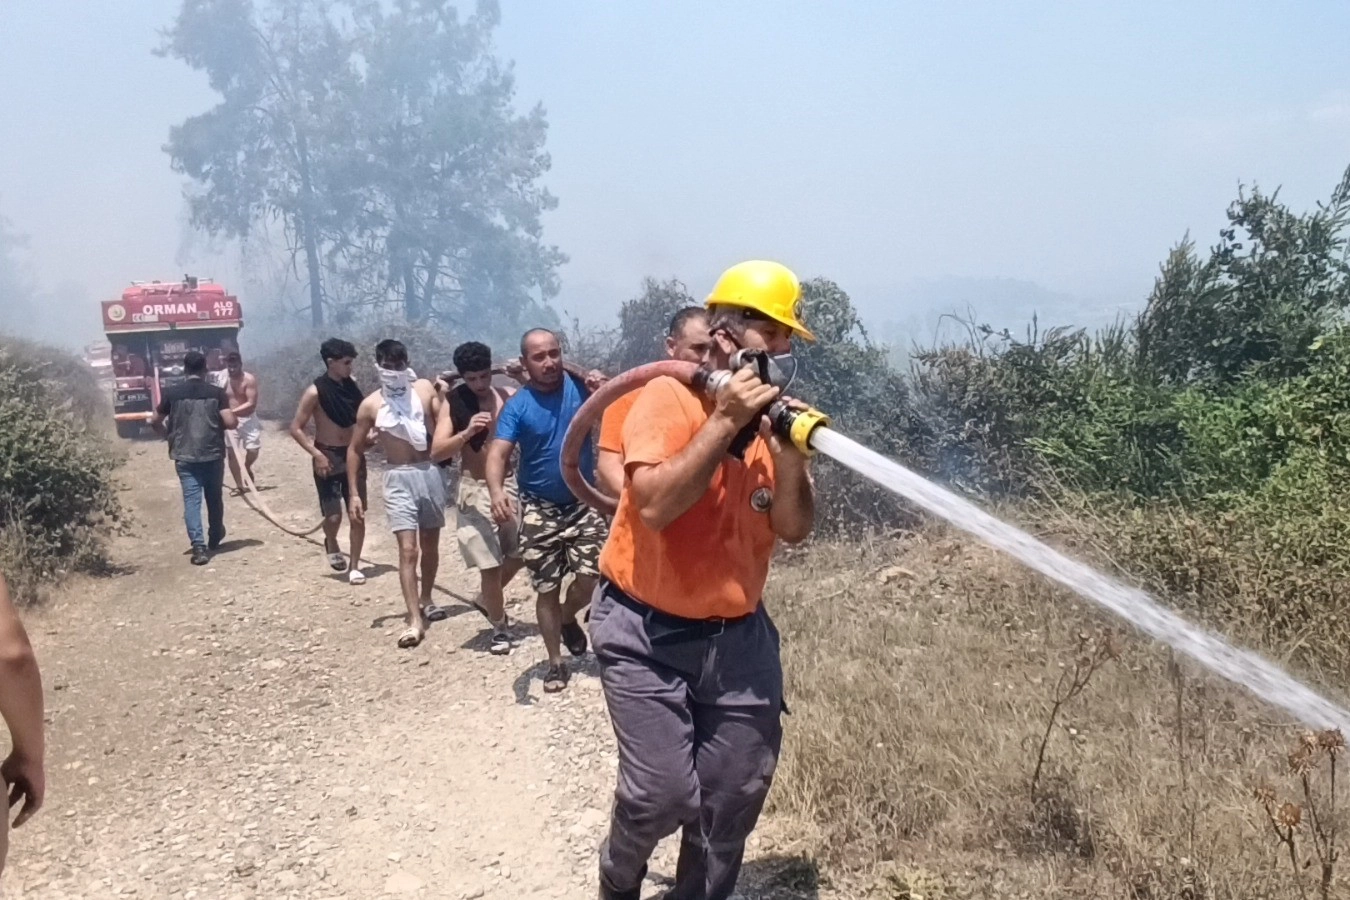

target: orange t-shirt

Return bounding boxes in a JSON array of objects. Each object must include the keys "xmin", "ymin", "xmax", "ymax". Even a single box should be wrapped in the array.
[
  {"xmin": 599, "ymin": 376, "xmax": 778, "ymax": 620},
  {"xmin": 597, "ymin": 390, "xmax": 639, "ymax": 454}
]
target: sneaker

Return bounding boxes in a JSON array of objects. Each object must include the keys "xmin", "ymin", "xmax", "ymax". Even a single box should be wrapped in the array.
[
  {"xmin": 190, "ymin": 545, "xmax": 210, "ymax": 566},
  {"xmin": 561, "ymin": 620, "xmax": 589, "ymax": 657},
  {"xmin": 489, "ymin": 625, "xmax": 512, "ymax": 656}
]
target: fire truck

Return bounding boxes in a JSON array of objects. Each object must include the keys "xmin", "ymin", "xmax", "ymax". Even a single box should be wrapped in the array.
[{"xmin": 101, "ymin": 276, "xmax": 244, "ymax": 438}]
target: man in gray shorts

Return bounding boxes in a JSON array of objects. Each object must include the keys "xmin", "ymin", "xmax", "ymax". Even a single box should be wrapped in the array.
[
  {"xmin": 432, "ymin": 341, "xmax": 523, "ymax": 656},
  {"xmin": 349, "ymin": 339, "xmax": 447, "ymax": 649}
]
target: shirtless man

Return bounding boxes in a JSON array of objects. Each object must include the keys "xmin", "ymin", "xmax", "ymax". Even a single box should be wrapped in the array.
[
  {"xmin": 349, "ymin": 339, "xmax": 445, "ymax": 649},
  {"xmin": 221, "ymin": 350, "xmax": 263, "ymax": 493},
  {"xmin": 431, "ymin": 341, "xmax": 522, "ymax": 656},
  {"xmin": 289, "ymin": 338, "xmax": 369, "ymax": 584}
]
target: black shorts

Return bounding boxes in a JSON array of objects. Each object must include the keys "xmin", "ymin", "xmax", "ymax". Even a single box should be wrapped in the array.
[{"xmin": 314, "ymin": 443, "xmax": 367, "ymax": 518}]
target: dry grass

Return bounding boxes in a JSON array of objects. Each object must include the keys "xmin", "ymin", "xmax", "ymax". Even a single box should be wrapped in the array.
[{"xmin": 766, "ymin": 526, "xmax": 1350, "ymax": 899}]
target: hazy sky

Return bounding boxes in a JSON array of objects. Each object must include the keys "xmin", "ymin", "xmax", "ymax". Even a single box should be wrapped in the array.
[{"xmin": 2, "ymin": 1, "xmax": 1348, "ymax": 346}]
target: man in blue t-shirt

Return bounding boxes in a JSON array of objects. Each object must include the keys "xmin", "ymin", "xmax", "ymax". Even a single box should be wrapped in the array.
[{"xmin": 486, "ymin": 328, "xmax": 608, "ymax": 693}]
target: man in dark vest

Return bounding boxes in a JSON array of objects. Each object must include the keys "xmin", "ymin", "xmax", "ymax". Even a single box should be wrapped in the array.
[
  {"xmin": 288, "ymin": 338, "xmax": 370, "ymax": 584},
  {"xmin": 151, "ymin": 350, "xmax": 239, "ymax": 565}
]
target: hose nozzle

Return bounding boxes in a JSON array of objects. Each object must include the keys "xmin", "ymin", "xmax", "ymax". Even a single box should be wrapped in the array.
[
  {"xmin": 694, "ymin": 355, "xmax": 831, "ymax": 457},
  {"xmin": 768, "ymin": 401, "xmax": 831, "ymax": 456}
]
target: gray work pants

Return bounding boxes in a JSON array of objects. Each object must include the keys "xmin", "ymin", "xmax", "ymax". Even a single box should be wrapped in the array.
[{"xmin": 592, "ymin": 581, "xmax": 784, "ymax": 900}]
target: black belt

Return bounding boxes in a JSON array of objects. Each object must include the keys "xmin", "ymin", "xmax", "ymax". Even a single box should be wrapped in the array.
[{"xmin": 603, "ymin": 580, "xmax": 753, "ymax": 644}]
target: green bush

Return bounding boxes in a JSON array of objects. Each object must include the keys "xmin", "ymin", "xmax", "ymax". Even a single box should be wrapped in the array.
[{"xmin": 0, "ymin": 336, "xmax": 122, "ymax": 604}]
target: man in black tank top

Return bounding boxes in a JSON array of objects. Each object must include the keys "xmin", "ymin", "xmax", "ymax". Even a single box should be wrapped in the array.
[{"xmin": 431, "ymin": 342, "xmax": 524, "ymax": 656}]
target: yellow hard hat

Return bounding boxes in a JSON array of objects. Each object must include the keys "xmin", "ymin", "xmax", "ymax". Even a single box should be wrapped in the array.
[{"xmin": 705, "ymin": 260, "xmax": 815, "ymax": 342}]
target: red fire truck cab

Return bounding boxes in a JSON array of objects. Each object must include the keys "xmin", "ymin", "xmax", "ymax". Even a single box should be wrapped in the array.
[{"xmin": 101, "ymin": 277, "xmax": 244, "ymax": 438}]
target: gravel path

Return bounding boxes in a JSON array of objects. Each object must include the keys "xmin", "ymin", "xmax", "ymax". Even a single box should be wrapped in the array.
[{"xmin": 5, "ymin": 424, "xmax": 807, "ymax": 900}]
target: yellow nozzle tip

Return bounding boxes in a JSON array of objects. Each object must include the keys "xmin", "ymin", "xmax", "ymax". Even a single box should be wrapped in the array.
[{"xmin": 788, "ymin": 407, "xmax": 830, "ymax": 456}]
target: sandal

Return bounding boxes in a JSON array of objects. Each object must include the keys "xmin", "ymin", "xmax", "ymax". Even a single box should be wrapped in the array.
[
  {"xmin": 396, "ymin": 627, "xmax": 423, "ymax": 649},
  {"xmin": 543, "ymin": 663, "xmax": 569, "ymax": 693},
  {"xmin": 326, "ymin": 552, "xmax": 346, "ymax": 572},
  {"xmin": 422, "ymin": 604, "xmax": 450, "ymax": 623},
  {"xmin": 347, "ymin": 568, "xmax": 366, "ymax": 585}
]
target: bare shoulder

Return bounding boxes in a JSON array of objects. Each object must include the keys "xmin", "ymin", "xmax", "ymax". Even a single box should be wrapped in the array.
[{"xmin": 358, "ymin": 391, "xmax": 382, "ymax": 419}]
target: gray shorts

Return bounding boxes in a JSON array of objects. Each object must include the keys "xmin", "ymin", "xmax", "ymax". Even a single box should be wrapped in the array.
[{"xmin": 383, "ymin": 462, "xmax": 447, "ymax": 533}]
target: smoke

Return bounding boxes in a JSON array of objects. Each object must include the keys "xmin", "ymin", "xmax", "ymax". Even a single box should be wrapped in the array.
[{"xmin": 0, "ymin": 215, "xmax": 98, "ymax": 350}]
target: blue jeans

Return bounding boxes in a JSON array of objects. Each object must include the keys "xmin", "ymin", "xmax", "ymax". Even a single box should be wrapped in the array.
[{"xmin": 175, "ymin": 459, "xmax": 226, "ymax": 548}]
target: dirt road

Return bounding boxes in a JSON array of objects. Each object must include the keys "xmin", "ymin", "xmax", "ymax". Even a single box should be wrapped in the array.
[{"xmin": 5, "ymin": 424, "xmax": 806, "ymax": 899}]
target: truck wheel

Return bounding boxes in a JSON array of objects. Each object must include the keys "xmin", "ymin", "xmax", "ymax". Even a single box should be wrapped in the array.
[{"xmin": 116, "ymin": 421, "xmax": 141, "ymax": 440}]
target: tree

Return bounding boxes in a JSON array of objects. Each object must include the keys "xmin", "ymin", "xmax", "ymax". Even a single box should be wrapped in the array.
[
  {"xmin": 344, "ymin": 0, "xmax": 565, "ymax": 331},
  {"xmin": 162, "ymin": 0, "xmax": 565, "ymax": 333},
  {"xmin": 605, "ymin": 278, "xmax": 697, "ymax": 371},
  {"xmin": 1136, "ymin": 166, "xmax": 1350, "ymax": 386},
  {"xmin": 161, "ymin": 0, "xmax": 361, "ymax": 327}
]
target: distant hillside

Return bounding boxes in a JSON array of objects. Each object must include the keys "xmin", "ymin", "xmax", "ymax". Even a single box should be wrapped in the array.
[{"xmin": 847, "ymin": 276, "xmax": 1139, "ymax": 364}]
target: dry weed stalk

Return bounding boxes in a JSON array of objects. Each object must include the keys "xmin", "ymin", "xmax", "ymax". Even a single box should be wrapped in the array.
[
  {"xmin": 1029, "ymin": 629, "xmax": 1121, "ymax": 801},
  {"xmin": 1255, "ymin": 728, "xmax": 1344, "ymax": 900},
  {"xmin": 1168, "ymin": 652, "xmax": 1198, "ymax": 858}
]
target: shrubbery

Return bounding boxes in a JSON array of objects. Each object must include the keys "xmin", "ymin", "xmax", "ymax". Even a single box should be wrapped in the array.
[
  {"xmin": 0, "ymin": 336, "xmax": 122, "ymax": 604},
  {"xmin": 903, "ymin": 166, "xmax": 1350, "ymax": 670}
]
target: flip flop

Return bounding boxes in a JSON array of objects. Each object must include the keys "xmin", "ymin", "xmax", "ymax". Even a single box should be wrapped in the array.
[
  {"xmin": 396, "ymin": 627, "xmax": 423, "ymax": 649},
  {"xmin": 326, "ymin": 552, "xmax": 346, "ymax": 572},
  {"xmin": 347, "ymin": 569, "xmax": 366, "ymax": 585}
]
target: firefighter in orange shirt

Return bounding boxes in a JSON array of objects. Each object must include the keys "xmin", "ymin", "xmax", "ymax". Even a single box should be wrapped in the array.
[{"xmin": 592, "ymin": 261, "xmax": 817, "ymax": 900}]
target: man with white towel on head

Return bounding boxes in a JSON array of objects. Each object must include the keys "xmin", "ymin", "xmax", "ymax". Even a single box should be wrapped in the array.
[{"xmin": 348, "ymin": 339, "xmax": 448, "ymax": 649}]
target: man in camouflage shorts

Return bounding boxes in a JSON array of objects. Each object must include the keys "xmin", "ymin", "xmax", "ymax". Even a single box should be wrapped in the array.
[
  {"xmin": 519, "ymin": 497, "xmax": 607, "ymax": 595},
  {"xmin": 486, "ymin": 328, "xmax": 608, "ymax": 692}
]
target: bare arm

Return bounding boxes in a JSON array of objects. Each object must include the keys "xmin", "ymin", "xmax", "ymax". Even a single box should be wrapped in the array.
[
  {"xmin": 485, "ymin": 438, "xmax": 517, "ymax": 523},
  {"xmin": 596, "ymin": 449, "xmax": 626, "ymax": 498},
  {"xmin": 347, "ymin": 399, "xmax": 376, "ymax": 523},
  {"xmin": 628, "ymin": 369, "xmax": 778, "ymax": 532},
  {"xmin": 220, "ymin": 407, "xmax": 239, "ymax": 430},
  {"xmin": 0, "ymin": 574, "xmax": 44, "ymax": 828},
  {"xmin": 765, "ymin": 438, "xmax": 815, "ymax": 543},
  {"xmin": 288, "ymin": 386, "xmax": 327, "ymax": 464},
  {"xmin": 431, "ymin": 406, "xmax": 491, "ymax": 464}
]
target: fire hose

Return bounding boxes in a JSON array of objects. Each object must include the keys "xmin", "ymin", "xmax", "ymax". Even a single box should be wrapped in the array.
[
  {"xmin": 224, "ymin": 429, "xmax": 326, "ymax": 537},
  {"xmin": 560, "ymin": 354, "xmax": 832, "ymax": 515},
  {"xmin": 559, "ymin": 355, "xmax": 1350, "ymax": 734}
]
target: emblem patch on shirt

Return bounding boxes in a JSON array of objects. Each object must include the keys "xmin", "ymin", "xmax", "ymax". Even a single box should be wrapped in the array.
[{"xmin": 750, "ymin": 487, "xmax": 773, "ymax": 513}]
